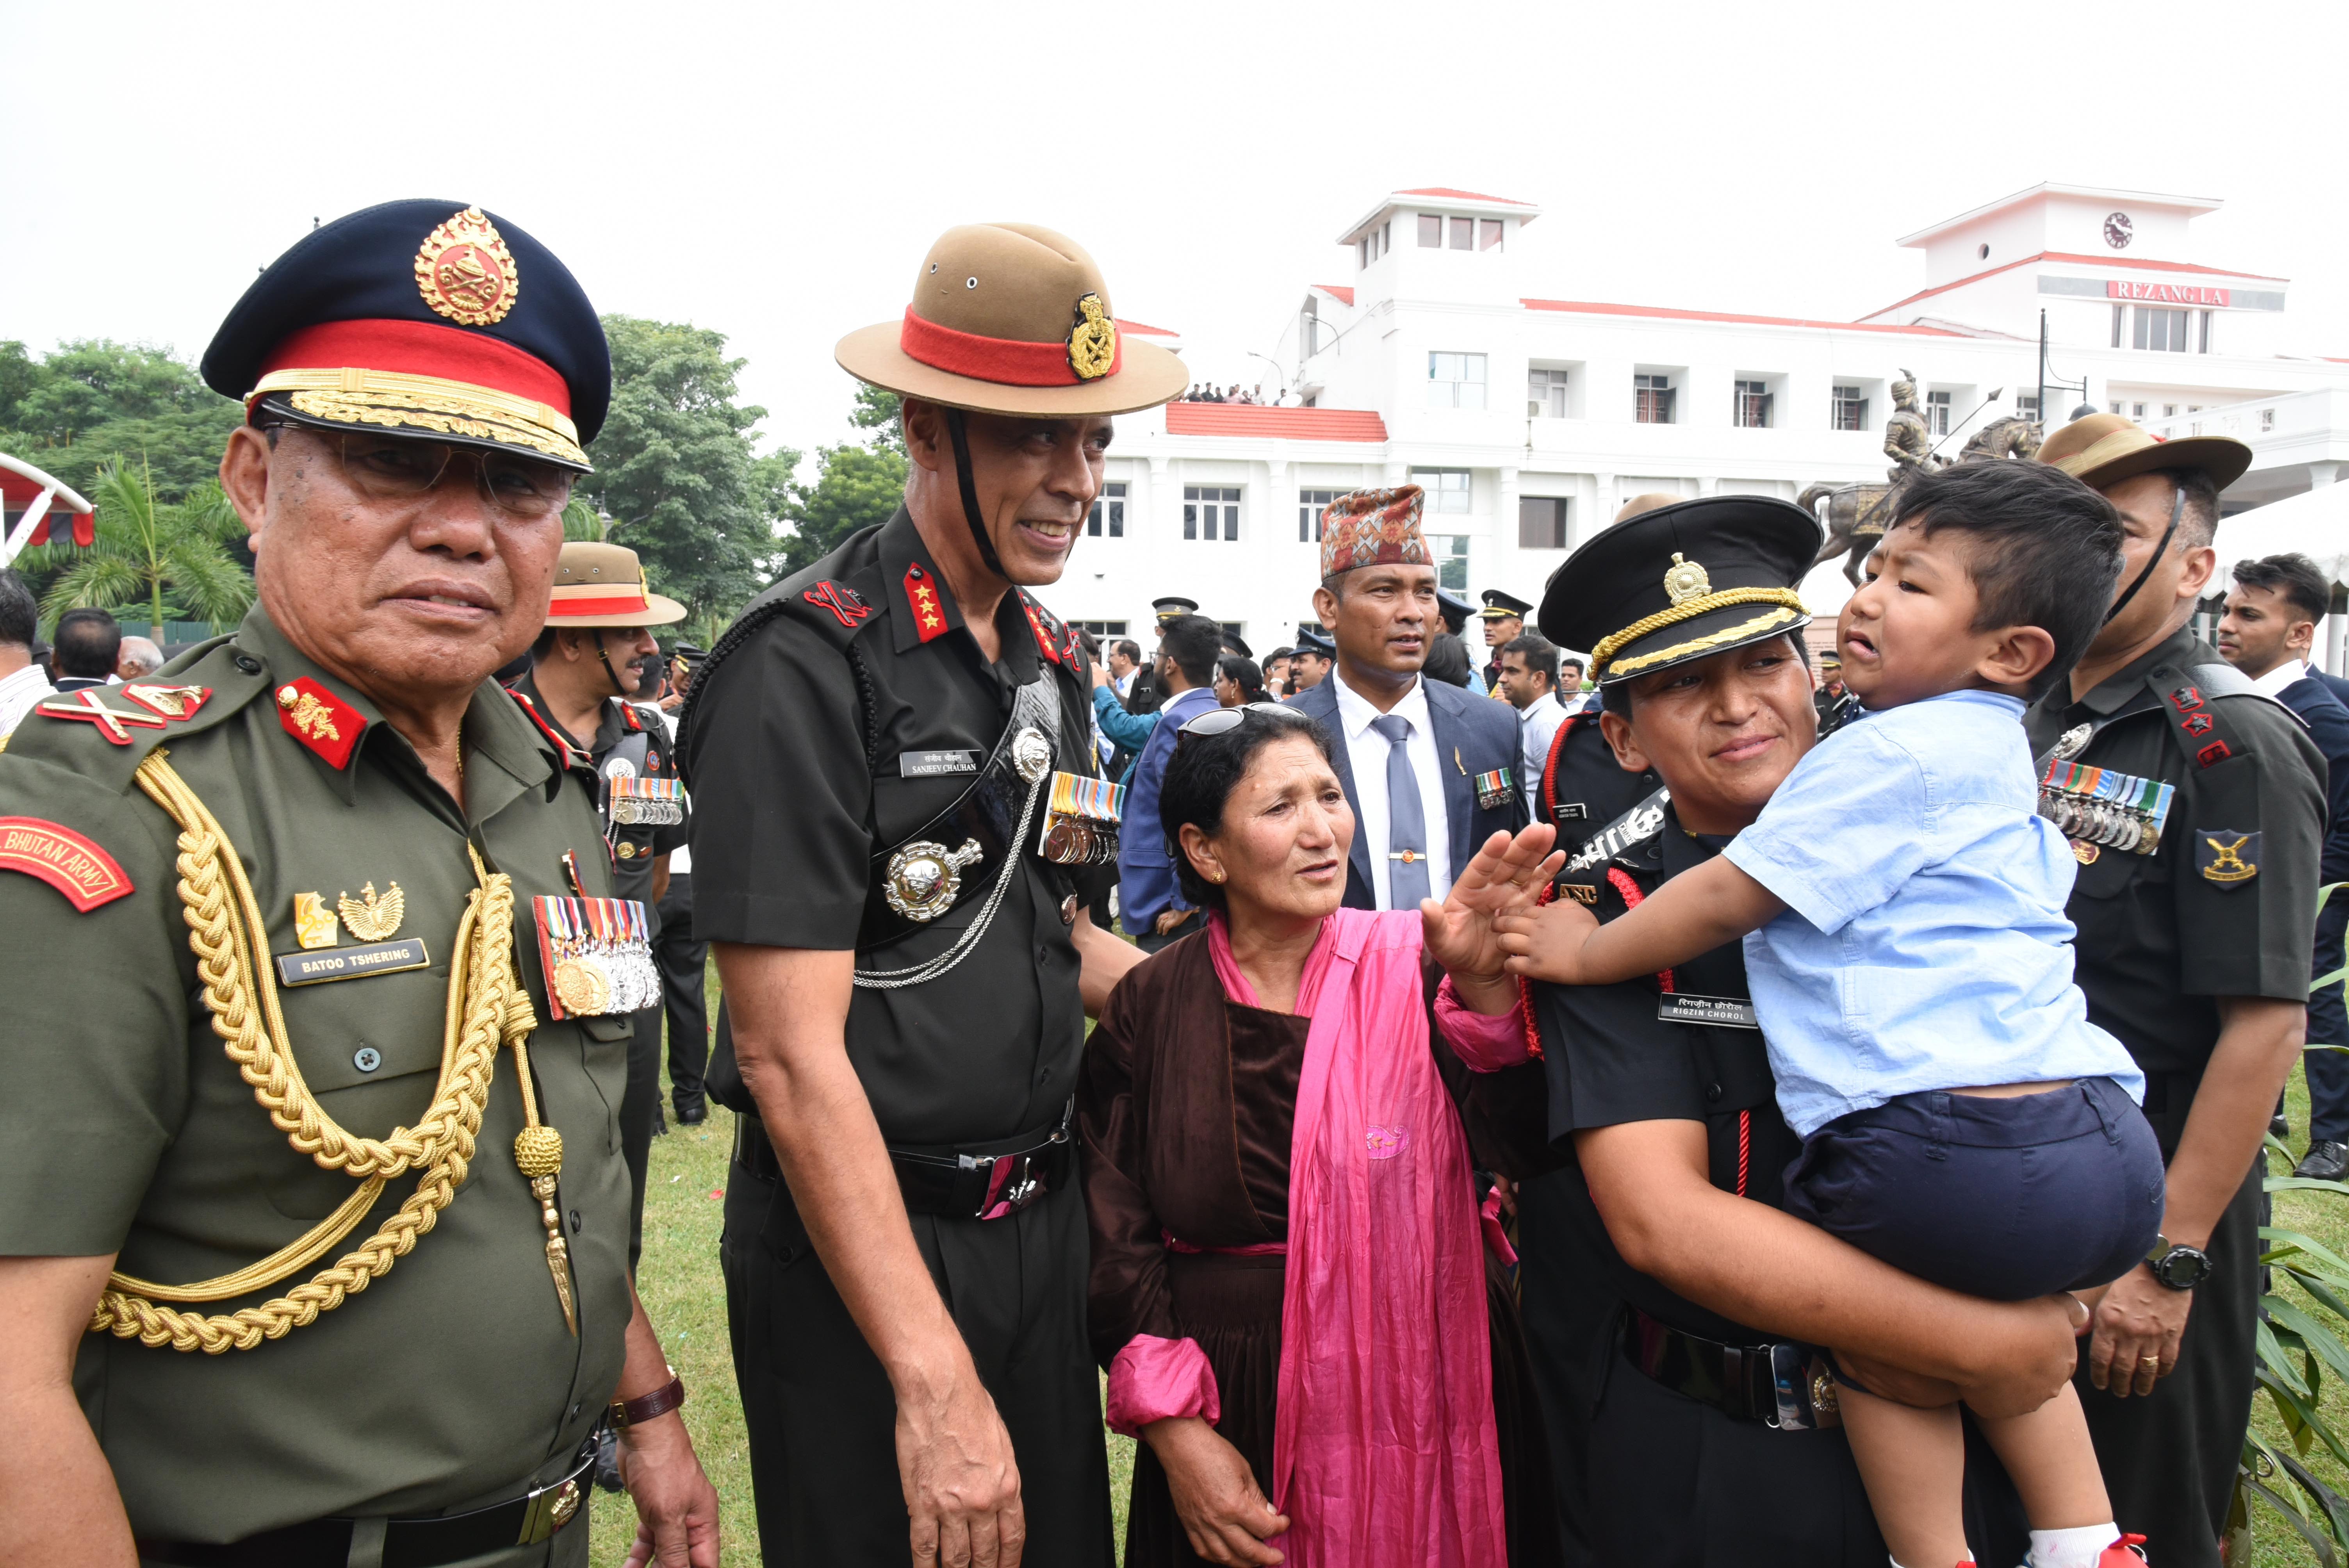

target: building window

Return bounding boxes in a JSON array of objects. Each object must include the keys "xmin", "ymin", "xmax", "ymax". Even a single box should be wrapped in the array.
[
  {"xmin": 2130, "ymin": 403, "xmax": 2147, "ymax": 419},
  {"xmin": 1527, "ymin": 367, "xmax": 1570, "ymax": 418},
  {"xmin": 1519, "ymin": 496, "xmax": 1568, "ymax": 549},
  {"xmin": 2199, "ymin": 309, "xmax": 2212, "ymax": 353},
  {"xmin": 2014, "ymin": 391, "xmax": 2040, "ymax": 423},
  {"xmin": 1220, "ymin": 621, "xmax": 1246, "ymax": 644},
  {"xmin": 1183, "ymin": 485, "xmax": 1240, "ymax": 542},
  {"xmin": 2162, "ymin": 404, "xmax": 2178, "ymax": 419},
  {"xmin": 1358, "ymin": 222, "xmax": 1392, "ymax": 269},
  {"xmin": 1735, "ymin": 380, "xmax": 1774, "ymax": 429},
  {"xmin": 1429, "ymin": 534, "xmax": 1469, "ymax": 592},
  {"xmin": 2133, "ymin": 307, "xmax": 2190, "ymax": 353},
  {"xmin": 1635, "ymin": 373, "xmax": 1675, "ymax": 424},
  {"xmin": 1450, "ymin": 216, "xmax": 1474, "ymax": 250},
  {"xmin": 1479, "ymin": 218, "xmax": 1502, "ymax": 251},
  {"xmin": 1418, "ymin": 214, "xmax": 1443, "ymax": 248},
  {"xmin": 1925, "ymin": 389, "xmax": 1952, "ymax": 436},
  {"xmin": 1428, "ymin": 353, "xmax": 1488, "ymax": 410},
  {"xmin": 1086, "ymin": 481, "xmax": 1126, "ymax": 538},
  {"xmin": 1298, "ymin": 487, "xmax": 1339, "ymax": 543},
  {"xmin": 2262, "ymin": 408, "xmax": 2277, "ymax": 433},
  {"xmin": 1077, "ymin": 620, "xmax": 1128, "ymax": 636},
  {"xmin": 2112, "ymin": 304, "xmax": 2126, "ymax": 348},
  {"xmin": 1412, "ymin": 467, "xmax": 1472, "ymax": 515},
  {"xmin": 1832, "ymin": 385, "xmax": 1869, "ymax": 431}
]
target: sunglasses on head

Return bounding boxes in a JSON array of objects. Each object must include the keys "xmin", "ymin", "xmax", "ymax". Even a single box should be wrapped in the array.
[{"xmin": 1178, "ymin": 702, "xmax": 1308, "ymax": 739}]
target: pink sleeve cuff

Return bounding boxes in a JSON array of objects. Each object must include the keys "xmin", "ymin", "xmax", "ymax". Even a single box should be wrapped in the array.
[
  {"xmin": 1104, "ymin": 1334, "xmax": 1221, "ymax": 1438},
  {"xmin": 1434, "ymin": 974, "xmax": 1532, "ymax": 1071}
]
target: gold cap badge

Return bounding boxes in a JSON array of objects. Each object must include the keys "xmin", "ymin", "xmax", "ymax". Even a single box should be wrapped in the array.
[
  {"xmin": 414, "ymin": 207, "xmax": 519, "ymax": 327},
  {"xmin": 1663, "ymin": 552, "xmax": 1711, "ymax": 606},
  {"xmin": 1067, "ymin": 293, "xmax": 1117, "ymax": 381}
]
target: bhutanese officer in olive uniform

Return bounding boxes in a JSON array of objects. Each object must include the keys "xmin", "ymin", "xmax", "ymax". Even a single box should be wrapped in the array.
[
  {"xmin": 0, "ymin": 202, "xmax": 717, "ymax": 1568},
  {"xmin": 510, "ymin": 541, "xmax": 690, "ymax": 1270},
  {"xmin": 681, "ymin": 224, "xmax": 1184, "ymax": 1566},
  {"xmin": 1485, "ymin": 495, "xmax": 2083, "ymax": 1566},
  {"xmin": 2030, "ymin": 413, "xmax": 2324, "ymax": 1568}
]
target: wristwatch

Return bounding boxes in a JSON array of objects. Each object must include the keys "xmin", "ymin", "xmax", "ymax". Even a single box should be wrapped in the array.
[{"xmin": 2146, "ymin": 1235, "xmax": 2212, "ymax": 1291}]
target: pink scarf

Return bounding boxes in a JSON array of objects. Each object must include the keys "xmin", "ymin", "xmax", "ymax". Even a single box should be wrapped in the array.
[{"xmin": 1207, "ymin": 909, "xmax": 1507, "ymax": 1568}]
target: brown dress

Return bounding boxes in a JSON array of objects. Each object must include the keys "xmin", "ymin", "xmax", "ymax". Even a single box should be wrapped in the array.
[{"xmin": 1080, "ymin": 931, "xmax": 1563, "ymax": 1567}]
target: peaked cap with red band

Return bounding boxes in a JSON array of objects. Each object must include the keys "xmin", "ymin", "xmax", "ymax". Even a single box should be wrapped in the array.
[
  {"xmin": 835, "ymin": 223, "xmax": 1188, "ymax": 418},
  {"xmin": 543, "ymin": 541, "xmax": 686, "ymax": 628},
  {"xmin": 1318, "ymin": 485, "xmax": 1434, "ymax": 581},
  {"xmin": 201, "ymin": 199, "xmax": 610, "ymax": 472}
]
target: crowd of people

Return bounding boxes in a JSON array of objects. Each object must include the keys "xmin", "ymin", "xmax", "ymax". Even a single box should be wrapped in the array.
[
  {"xmin": 0, "ymin": 197, "xmax": 2340, "ymax": 1568},
  {"xmin": 1178, "ymin": 383, "xmax": 1275, "ymax": 404}
]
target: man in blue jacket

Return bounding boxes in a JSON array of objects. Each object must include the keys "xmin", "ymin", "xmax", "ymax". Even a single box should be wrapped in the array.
[
  {"xmin": 2219, "ymin": 552, "xmax": 2349, "ymax": 1177},
  {"xmin": 1116, "ymin": 613, "xmax": 1225, "ymax": 948},
  {"xmin": 1287, "ymin": 485, "xmax": 1524, "ymax": 910}
]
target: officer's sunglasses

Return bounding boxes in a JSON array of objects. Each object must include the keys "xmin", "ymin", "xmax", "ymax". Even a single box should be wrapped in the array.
[
  {"xmin": 271, "ymin": 423, "xmax": 575, "ymax": 520},
  {"xmin": 1179, "ymin": 702, "xmax": 1310, "ymax": 739}
]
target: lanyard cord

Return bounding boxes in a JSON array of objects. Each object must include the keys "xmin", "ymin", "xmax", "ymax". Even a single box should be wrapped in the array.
[
  {"xmin": 2101, "ymin": 481, "xmax": 2186, "ymax": 628},
  {"xmin": 945, "ymin": 409, "xmax": 1010, "ymax": 581}
]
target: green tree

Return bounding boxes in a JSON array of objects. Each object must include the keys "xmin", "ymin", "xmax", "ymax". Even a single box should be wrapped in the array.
[
  {"xmin": 848, "ymin": 385, "xmax": 904, "ymax": 454},
  {"xmin": 0, "ymin": 339, "xmax": 245, "ymax": 501},
  {"xmin": 579, "ymin": 317, "xmax": 788, "ymax": 627},
  {"xmin": 777, "ymin": 442, "xmax": 908, "ymax": 577},
  {"xmin": 21, "ymin": 460, "xmax": 253, "ymax": 637}
]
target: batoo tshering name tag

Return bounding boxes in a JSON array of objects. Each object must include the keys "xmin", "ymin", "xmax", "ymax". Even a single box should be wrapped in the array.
[
  {"xmin": 1657, "ymin": 993, "xmax": 1758, "ymax": 1029},
  {"xmin": 275, "ymin": 937, "xmax": 432, "ymax": 987},
  {"xmin": 900, "ymin": 749, "xmax": 982, "ymax": 778}
]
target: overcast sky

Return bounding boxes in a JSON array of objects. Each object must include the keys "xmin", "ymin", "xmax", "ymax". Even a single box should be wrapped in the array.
[{"xmin": 11, "ymin": 0, "xmax": 2348, "ymax": 469}]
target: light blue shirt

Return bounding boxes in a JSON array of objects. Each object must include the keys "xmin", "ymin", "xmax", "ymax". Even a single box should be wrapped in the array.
[{"xmin": 1722, "ymin": 689, "xmax": 2143, "ymax": 1138}]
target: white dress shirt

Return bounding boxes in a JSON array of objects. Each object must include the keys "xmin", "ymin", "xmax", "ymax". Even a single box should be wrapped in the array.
[
  {"xmin": 0, "ymin": 661, "xmax": 55, "ymax": 738},
  {"xmin": 1516, "ymin": 690, "xmax": 1566, "ymax": 813},
  {"xmin": 2246, "ymin": 657, "xmax": 2311, "ymax": 700},
  {"xmin": 657, "ymin": 707, "xmax": 692, "ymax": 875},
  {"xmin": 1330, "ymin": 671, "xmax": 1452, "ymax": 908}
]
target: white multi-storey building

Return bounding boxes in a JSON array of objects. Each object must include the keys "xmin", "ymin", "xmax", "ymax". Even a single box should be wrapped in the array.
[{"xmin": 1060, "ymin": 182, "xmax": 2349, "ymax": 652}]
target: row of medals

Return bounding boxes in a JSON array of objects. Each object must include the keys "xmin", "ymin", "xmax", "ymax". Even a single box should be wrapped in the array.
[
  {"xmin": 2040, "ymin": 789, "xmax": 2159, "ymax": 855},
  {"xmin": 547, "ymin": 919, "xmax": 659, "ymax": 1016},
  {"xmin": 1041, "ymin": 813, "xmax": 1119, "ymax": 867},
  {"xmin": 607, "ymin": 796, "xmax": 683, "ymax": 826}
]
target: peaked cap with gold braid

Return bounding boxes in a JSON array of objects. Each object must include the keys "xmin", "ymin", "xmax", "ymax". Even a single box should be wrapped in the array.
[{"xmin": 1538, "ymin": 495, "xmax": 1822, "ymax": 684}]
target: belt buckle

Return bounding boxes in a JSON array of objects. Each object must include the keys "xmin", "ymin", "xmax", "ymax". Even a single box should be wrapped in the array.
[{"xmin": 516, "ymin": 1474, "xmax": 585, "ymax": 1545}]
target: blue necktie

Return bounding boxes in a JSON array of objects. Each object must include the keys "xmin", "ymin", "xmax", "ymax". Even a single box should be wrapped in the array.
[{"xmin": 1370, "ymin": 713, "xmax": 1431, "ymax": 909}]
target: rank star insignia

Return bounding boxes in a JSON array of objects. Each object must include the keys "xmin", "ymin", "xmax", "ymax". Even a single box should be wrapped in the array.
[
  {"xmin": 1663, "ymin": 552, "xmax": 1711, "ymax": 605},
  {"xmin": 413, "ymin": 206, "xmax": 519, "ymax": 327},
  {"xmin": 337, "ymin": 881, "xmax": 405, "ymax": 941},
  {"xmin": 36, "ymin": 688, "xmax": 168, "ymax": 745},
  {"xmin": 904, "ymin": 564, "xmax": 949, "ymax": 643},
  {"xmin": 1066, "ymin": 292, "xmax": 1117, "ymax": 381}
]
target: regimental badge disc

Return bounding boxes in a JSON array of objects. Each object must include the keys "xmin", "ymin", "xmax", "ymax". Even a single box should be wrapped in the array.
[
  {"xmin": 2050, "ymin": 723, "xmax": 2093, "ymax": 762},
  {"xmin": 413, "ymin": 206, "xmax": 519, "ymax": 326},
  {"xmin": 2070, "ymin": 838, "xmax": 2100, "ymax": 866},
  {"xmin": 1663, "ymin": 552, "xmax": 1711, "ymax": 605},
  {"xmin": 1067, "ymin": 293, "xmax": 1118, "ymax": 381},
  {"xmin": 1011, "ymin": 728, "xmax": 1053, "ymax": 784}
]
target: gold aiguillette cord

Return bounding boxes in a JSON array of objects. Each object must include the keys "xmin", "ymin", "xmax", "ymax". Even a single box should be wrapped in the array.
[{"xmin": 507, "ymin": 1021, "xmax": 577, "ymax": 1336}]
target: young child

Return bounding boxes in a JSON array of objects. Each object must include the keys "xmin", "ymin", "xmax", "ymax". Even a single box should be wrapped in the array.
[{"xmin": 1503, "ymin": 460, "xmax": 2164, "ymax": 1568}]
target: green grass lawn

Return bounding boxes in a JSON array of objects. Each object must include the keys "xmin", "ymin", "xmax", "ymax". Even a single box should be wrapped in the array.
[{"xmin": 594, "ymin": 962, "xmax": 2347, "ymax": 1566}]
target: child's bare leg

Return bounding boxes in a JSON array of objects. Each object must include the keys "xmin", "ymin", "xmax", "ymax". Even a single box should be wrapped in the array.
[
  {"xmin": 1837, "ymin": 1382, "xmax": 1973, "ymax": 1567},
  {"xmin": 1974, "ymin": 1383, "xmax": 2111, "ymax": 1529}
]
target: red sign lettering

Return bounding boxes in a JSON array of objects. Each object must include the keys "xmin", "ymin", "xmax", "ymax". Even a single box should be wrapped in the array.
[{"xmin": 2107, "ymin": 280, "xmax": 2229, "ymax": 307}]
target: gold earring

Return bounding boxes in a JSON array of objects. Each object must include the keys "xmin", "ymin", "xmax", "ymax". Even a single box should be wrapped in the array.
[{"xmin": 1207, "ymin": 869, "xmax": 1225, "ymax": 884}]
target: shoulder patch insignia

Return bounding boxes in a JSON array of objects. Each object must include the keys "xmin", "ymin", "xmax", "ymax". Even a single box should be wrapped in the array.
[
  {"xmin": 903, "ymin": 564, "xmax": 949, "ymax": 643},
  {"xmin": 1019, "ymin": 593, "xmax": 1065, "ymax": 668},
  {"xmin": 0, "ymin": 817, "xmax": 134, "ymax": 911},
  {"xmin": 273, "ymin": 677, "xmax": 365, "ymax": 769},
  {"xmin": 2196, "ymin": 830, "xmax": 2259, "ymax": 886},
  {"xmin": 36, "ymin": 688, "xmax": 168, "ymax": 745},
  {"xmin": 619, "ymin": 701, "xmax": 643, "ymax": 733},
  {"xmin": 121, "ymin": 683, "xmax": 212, "ymax": 722},
  {"xmin": 510, "ymin": 689, "xmax": 588, "ymax": 770},
  {"xmin": 804, "ymin": 580, "xmax": 871, "ymax": 629}
]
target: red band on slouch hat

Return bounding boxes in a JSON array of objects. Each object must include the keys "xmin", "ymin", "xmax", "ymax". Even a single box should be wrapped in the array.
[{"xmin": 897, "ymin": 307, "xmax": 1123, "ymax": 389}]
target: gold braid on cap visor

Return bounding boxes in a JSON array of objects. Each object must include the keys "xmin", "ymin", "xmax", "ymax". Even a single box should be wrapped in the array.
[
  {"xmin": 249, "ymin": 367, "xmax": 586, "ymax": 468},
  {"xmin": 1589, "ymin": 589, "xmax": 1810, "ymax": 679}
]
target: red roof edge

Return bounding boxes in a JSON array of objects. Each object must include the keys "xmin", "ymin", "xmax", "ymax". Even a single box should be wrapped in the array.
[
  {"xmin": 1311, "ymin": 284, "xmax": 1356, "ymax": 306},
  {"xmin": 1395, "ymin": 187, "xmax": 1534, "ymax": 207},
  {"xmin": 1519, "ymin": 298, "xmax": 1961, "ymax": 337},
  {"xmin": 1862, "ymin": 250, "xmax": 2288, "ymax": 321},
  {"xmin": 1163, "ymin": 403, "xmax": 1387, "ymax": 442},
  {"xmin": 1116, "ymin": 317, "xmax": 1177, "ymax": 338}
]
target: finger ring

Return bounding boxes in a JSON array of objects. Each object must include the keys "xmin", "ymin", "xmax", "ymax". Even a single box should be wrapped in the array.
[{"xmin": 2140, "ymin": 1355, "xmax": 2162, "ymax": 1367}]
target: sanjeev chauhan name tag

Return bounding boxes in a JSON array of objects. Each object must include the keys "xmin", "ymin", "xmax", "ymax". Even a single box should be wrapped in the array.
[{"xmin": 275, "ymin": 937, "xmax": 431, "ymax": 987}]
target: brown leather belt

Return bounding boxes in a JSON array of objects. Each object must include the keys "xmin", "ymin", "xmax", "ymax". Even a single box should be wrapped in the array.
[{"xmin": 138, "ymin": 1439, "xmax": 595, "ymax": 1566}]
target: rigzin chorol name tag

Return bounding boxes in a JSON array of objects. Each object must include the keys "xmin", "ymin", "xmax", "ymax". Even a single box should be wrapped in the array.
[
  {"xmin": 274, "ymin": 937, "xmax": 431, "ymax": 987},
  {"xmin": 1657, "ymin": 993, "xmax": 1758, "ymax": 1029}
]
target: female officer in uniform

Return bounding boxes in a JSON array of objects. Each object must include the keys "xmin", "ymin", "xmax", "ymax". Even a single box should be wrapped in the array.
[{"xmin": 681, "ymin": 224, "xmax": 1186, "ymax": 1566}]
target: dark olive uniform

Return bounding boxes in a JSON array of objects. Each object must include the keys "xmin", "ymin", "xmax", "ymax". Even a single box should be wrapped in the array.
[
  {"xmin": 2025, "ymin": 625, "xmax": 2324, "ymax": 1568},
  {"xmin": 1523, "ymin": 799, "xmax": 2028, "ymax": 1567},
  {"xmin": 509, "ymin": 671, "xmax": 688, "ymax": 1269},
  {"xmin": 0, "ymin": 609, "xmax": 630, "ymax": 1563},
  {"xmin": 682, "ymin": 507, "xmax": 1113, "ymax": 1565}
]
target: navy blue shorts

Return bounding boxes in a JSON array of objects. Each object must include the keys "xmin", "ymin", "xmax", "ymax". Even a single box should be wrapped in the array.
[{"xmin": 1781, "ymin": 1076, "xmax": 2165, "ymax": 1301}]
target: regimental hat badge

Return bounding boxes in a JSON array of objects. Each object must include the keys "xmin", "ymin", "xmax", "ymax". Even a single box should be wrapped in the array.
[
  {"xmin": 414, "ymin": 206, "xmax": 519, "ymax": 327},
  {"xmin": 1663, "ymin": 552, "xmax": 1711, "ymax": 606},
  {"xmin": 337, "ymin": 881, "xmax": 406, "ymax": 941},
  {"xmin": 1067, "ymin": 293, "xmax": 1117, "ymax": 382}
]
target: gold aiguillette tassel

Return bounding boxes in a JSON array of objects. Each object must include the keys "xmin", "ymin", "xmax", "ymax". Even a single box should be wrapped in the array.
[{"xmin": 515, "ymin": 1124, "xmax": 577, "ymax": 1336}]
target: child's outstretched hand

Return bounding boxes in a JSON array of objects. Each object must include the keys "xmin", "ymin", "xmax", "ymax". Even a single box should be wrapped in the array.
[{"xmin": 1495, "ymin": 896, "xmax": 1604, "ymax": 984}]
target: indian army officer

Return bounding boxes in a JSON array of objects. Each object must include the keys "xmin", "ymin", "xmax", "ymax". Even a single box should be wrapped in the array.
[
  {"xmin": 680, "ymin": 224, "xmax": 1184, "ymax": 1566},
  {"xmin": 0, "ymin": 203, "xmax": 716, "ymax": 1565},
  {"xmin": 2031, "ymin": 413, "xmax": 2324, "ymax": 1568},
  {"xmin": 1483, "ymin": 496, "xmax": 2082, "ymax": 1566},
  {"xmin": 510, "ymin": 542, "xmax": 690, "ymax": 1269},
  {"xmin": 1478, "ymin": 588, "xmax": 1531, "ymax": 694}
]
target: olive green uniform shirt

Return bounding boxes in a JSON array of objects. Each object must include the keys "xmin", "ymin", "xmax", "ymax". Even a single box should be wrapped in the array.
[{"xmin": 0, "ymin": 607, "xmax": 633, "ymax": 1542}]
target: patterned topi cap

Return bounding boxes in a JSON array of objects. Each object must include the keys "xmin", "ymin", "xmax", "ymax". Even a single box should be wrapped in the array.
[{"xmin": 1319, "ymin": 485, "xmax": 1432, "ymax": 581}]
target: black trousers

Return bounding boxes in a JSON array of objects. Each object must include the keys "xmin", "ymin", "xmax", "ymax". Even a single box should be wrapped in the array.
[
  {"xmin": 1513, "ymin": 1167, "xmax": 1619, "ymax": 1568},
  {"xmin": 653, "ymin": 873, "xmax": 709, "ymax": 1112},
  {"xmin": 2080, "ymin": 1158, "xmax": 2263, "ymax": 1568},
  {"xmin": 721, "ymin": 1150, "xmax": 1114, "ymax": 1566},
  {"xmin": 2302, "ymin": 900, "xmax": 2349, "ymax": 1143},
  {"xmin": 620, "ymin": 1005, "xmax": 659, "ymax": 1272}
]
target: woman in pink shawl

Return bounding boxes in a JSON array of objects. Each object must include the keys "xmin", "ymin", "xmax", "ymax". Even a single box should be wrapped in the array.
[{"xmin": 1080, "ymin": 703, "xmax": 1566, "ymax": 1567}]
